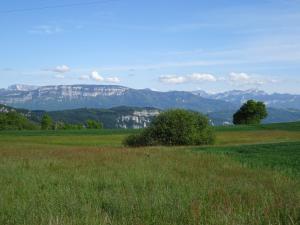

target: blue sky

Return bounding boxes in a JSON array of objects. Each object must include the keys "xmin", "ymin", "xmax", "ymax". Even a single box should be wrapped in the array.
[{"xmin": 0, "ymin": 0, "xmax": 300, "ymax": 93}]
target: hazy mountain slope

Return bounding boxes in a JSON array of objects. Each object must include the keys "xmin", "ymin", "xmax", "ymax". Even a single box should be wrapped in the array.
[
  {"xmin": 193, "ymin": 89, "xmax": 300, "ymax": 110},
  {"xmin": 0, "ymin": 85, "xmax": 234, "ymax": 112}
]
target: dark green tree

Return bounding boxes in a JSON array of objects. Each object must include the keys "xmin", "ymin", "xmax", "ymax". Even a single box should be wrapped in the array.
[
  {"xmin": 86, "ymin": 119, "xmax": 103, "ymax": 129},
  {"xmin": 124, "ymin": 109, "xmax": 215, "ymax": 147},
  {"xmin": 0, "ymin": 111, "xmax": 37, "ymax": 130},
  {"xmin": 233, "ymin": 100, "xmax": 268, "ymax": 125},
  {"xmin": 41, "ymin": 114, "xmax": 53, "ymax": 130}
]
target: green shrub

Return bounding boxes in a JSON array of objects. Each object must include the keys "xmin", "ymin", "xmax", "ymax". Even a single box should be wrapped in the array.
[
  {"xmin": 123, "ymin": 109, "xmax": 215, "ymax": 147},
  {"xmin": 41, "ymin": 114, "xmax": 53, "ymax": 130},
  {"xmin": 0, "ymin": 111, "xmax": 37, "ymax": 130},
  {"xmin": 86, "ymin": 120, "xmax": 103, "ymax": 129},
  {"xmin": 123, "ymin": 128, "xmax": 155, "ymax": 147},
  {"xmin": 233, "ymin": 100, "xmax": 268, "ymax": 125}
]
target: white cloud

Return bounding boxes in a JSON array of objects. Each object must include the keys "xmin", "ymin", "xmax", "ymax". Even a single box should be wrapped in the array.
[
  {"xmin": 159, "ymin": 75, "xmax": 187, "ymax": 84},
  {"xmin": 90, "ymin": 71, "xmax": 121, "ymax": 83},
  {"xmin": 159, "ymin": 73, "xmax": 217, "ymax": 84},
  {"xmin": 45, "ymin": 65, "xmax": 70, "ymax": 73},
  {"xmin": 105, "ymin": 77, "xmax": 121, "ymax": 83},
  {"xmin": 188, "ymin": 73, "xmax": 217, "ymax": 82},
  {"xmin": 229, "ymin": 72, "xmax": 277, "ymax": 86},
  {"xmin": 229, "ymin": 72, "xmax": 251, "ymax": 83},
  {"xmin": 91, "ymin": 71, "xmax": 104, "ymax": 81},
  {"xmin": 159, "ymin": 72, "xmax": 277, "ymax": 87}
]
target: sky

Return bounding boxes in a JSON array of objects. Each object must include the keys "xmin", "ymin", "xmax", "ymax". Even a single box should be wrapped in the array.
[{"xmin": 0, "ymin": 0, "xmax": 300, "ymax": 94}]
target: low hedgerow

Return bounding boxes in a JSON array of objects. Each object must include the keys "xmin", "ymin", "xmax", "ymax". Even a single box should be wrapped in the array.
[{"xmin": 123, "ymin": 109, "xmax": 215, "ymax": 147}]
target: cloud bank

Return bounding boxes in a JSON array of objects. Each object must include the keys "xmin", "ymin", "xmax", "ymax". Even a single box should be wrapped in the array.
[
  {"xmin": 82, "ymin": 71, "xmax": 121, "ymax": 83},
  {"xmin": 45, "ymin": 65, "xmax": 71, "ymax": 73},
  {"xmin": 159, "ymin": 72, "xmax": 277, "ymax": 86},
  {"xmin": 159, "ymin": 73, "xmax": 217, "ymax": 84}
]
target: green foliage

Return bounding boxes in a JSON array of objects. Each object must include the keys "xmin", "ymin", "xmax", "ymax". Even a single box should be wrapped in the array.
[
  {"xmin": 41, "ymin": 107, "xmax": 158, "ymax": 129},
  {"xmin": 54, "ymin": 121, "xmax": 84, "ymax": 130},
  {"xmin": 0, "ymin": 111, "xmax": 37, "ymax": 130},
  {"xmin": 41, "ymin": 114, "xmax": 53, "ymax": 130},
  {"xmin": 86, "ymin": 119, "xmax": 103, "ymax": 129},
  {"xmin": 123, "ymin": 128, "xmax": 154, "ymax": 147},
  {"xmin": 233, "ymin": 100, "xmax": 268, "ymax": 125},
  {"xmin": 124, "ymin": 109, "xmax": 216, "ymax": 147}
]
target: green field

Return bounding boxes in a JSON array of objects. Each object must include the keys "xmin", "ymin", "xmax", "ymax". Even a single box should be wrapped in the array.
[{"xmin": 0, "ymin": 122, "xmax": 299, "ymax": 225}]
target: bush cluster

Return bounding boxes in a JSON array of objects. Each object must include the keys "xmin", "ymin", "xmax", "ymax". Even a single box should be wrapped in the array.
[
  {"xmin": 0, "ymin": 111, "xmax": 37, "ymax": 130},
  {"xmin": 41, "ymin": 114, "xmax": 103, "ymax": 130},
  {"xmin": 124, "ymin": 109, "xmax": 215, "ymax": 147}
]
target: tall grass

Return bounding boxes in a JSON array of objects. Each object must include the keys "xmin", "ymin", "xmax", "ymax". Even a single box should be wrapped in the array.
[
  {"xmin": 0, "ymin": 146, "xmax": 299, "ymax": 225},
  {"xmin": 194, "ymin": 141, "xmax": 300, "ymax": 177},
  {"xmin": 215, "ymin": 121, "xmax": 300, "ymax": 132},
  {"xmin": 0, "ymin": 122, "xmax": 299, "ymax": 224},
  {"xmin": 1, "ymin": 127, "xmax": 300, "ymax": 148}
]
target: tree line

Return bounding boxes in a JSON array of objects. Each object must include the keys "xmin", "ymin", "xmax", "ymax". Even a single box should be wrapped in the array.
[
  {"xmin": 40, "ymin": 114, "xmax": 103, "ymax": 130},
  {"xmin": 0, "ymin": 112, "xmax": 103, "ymax": 130},
  {"xmin": 0, "ymin": 100, "xmax": 267, "ymax": 133}
]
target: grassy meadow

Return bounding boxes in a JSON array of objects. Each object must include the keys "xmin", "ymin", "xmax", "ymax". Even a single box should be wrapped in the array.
[{"xmin": 0, "ymin": 122, "xmax": 299, "ymax": 224}]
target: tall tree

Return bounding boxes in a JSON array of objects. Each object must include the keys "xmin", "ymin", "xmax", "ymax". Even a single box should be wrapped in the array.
[
  {"xmin": 41, "ymin": 114, "xmax": 53, "ymax": 130},
  {"xmin": 86, "ymin": 120, "xmax": 103, "ymax": 129},
  {"xmin": 233, "ymin": 100, "xmax": 268, "ymax": 125}
]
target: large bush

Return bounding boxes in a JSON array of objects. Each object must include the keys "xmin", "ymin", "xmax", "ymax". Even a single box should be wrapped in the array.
[
  {"xmin": 233, "ymin": 100, "xmax": 268, "ymax": 125},
  {"xmin": 0, "ymin": 111, "xmax": 37, "ymax": 130},
  {"xmin": 123, "ymin": 109, "xmax": 215, "ymax": 147}
]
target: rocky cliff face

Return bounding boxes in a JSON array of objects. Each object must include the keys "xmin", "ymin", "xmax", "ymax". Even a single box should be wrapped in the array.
[
  {"xmin": 0, "ymin": 84, "xmax": 233, "ymax": 112},
  {"xmin": 0, "ymin": 85, "xmax": 129, "ymax": 104},
  {"xmin": 116, "ymin": 109, "xmax": 160, "ymax": 129}
]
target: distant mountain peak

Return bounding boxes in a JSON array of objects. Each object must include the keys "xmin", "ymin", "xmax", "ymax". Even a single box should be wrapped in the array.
[
  {"xmin": 219, "ymin": 89, "xmax": 268, "ymax": 96},
  {"xmin": 191, "ymin": 90, "xmax": 210, "ymax": 98},
  {"xmin": 205, "ymin": 89, "xmax": 300, "ymax": 109}
]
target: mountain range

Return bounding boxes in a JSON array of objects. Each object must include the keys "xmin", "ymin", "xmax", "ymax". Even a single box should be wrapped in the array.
[
  {"xmin": 0, "ymin": 84, "xmax": 234, "ymax": 112},
  {"xmin": 193, "ymin": 89, "xmax": 300, "ymax": 110},
  {"xmin": 0, "ymin": 84, "xmax": 300, "ymax": 126}
]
